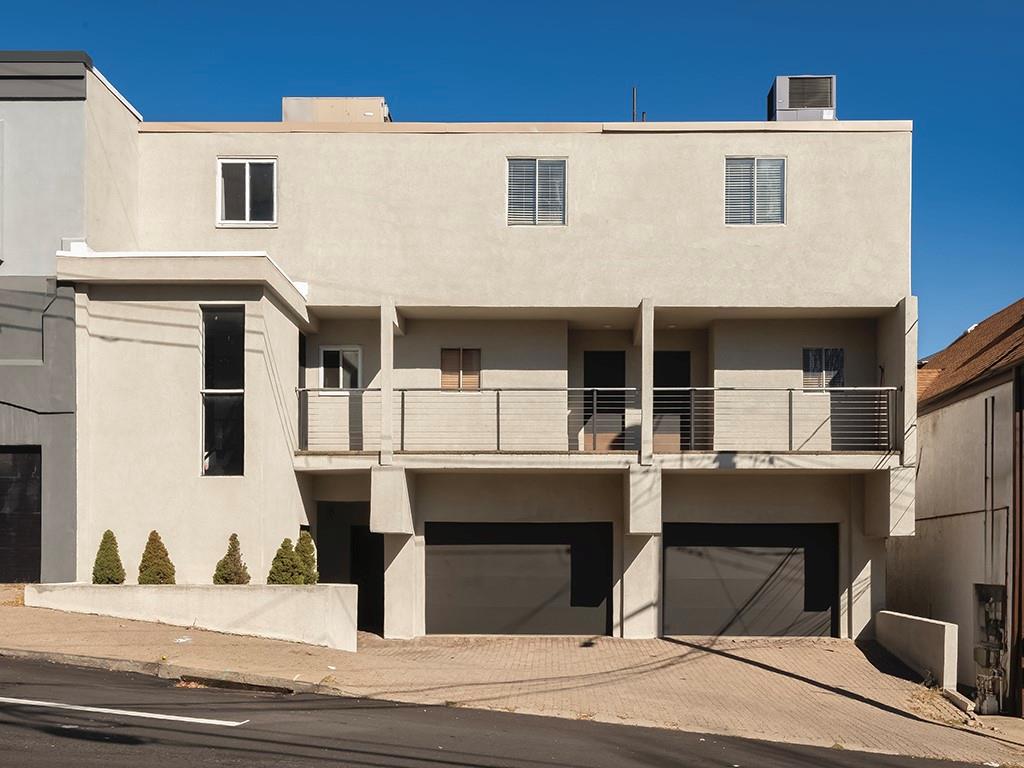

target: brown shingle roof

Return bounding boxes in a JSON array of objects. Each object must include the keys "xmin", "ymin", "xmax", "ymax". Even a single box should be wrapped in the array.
[{"xmin": 918, "ymin": 297, "xmax": 1024, "ymax": 407}]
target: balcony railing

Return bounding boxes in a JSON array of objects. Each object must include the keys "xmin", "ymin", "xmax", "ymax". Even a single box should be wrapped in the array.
[
  {"xmin": 298, "ymin": 386, "xmax": 897, "ymax": 455},
  {"xmin": 653, "ymin": 387, "xmax": 897, "ymax": 453}
]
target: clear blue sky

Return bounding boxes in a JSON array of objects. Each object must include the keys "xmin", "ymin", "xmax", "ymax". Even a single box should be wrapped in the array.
[{"xmin": 5, "ymin": 1, "xmax": 1021, "ymax": 355}]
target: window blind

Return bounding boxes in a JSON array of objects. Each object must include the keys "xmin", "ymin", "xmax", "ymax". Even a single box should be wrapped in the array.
[
  {"xmin": 726, "ymin": 157, "xmax": 785, "ymax": 225},
  {"xmin": 507, "ymin": 159, "xmax": 537, "ymax": 225},
  {"xmin": 755, "ymin": 158, "xmax": 785, "ymax": 224},
  {"xmin": 725, "ymin": 157, "xmax": 755, "ymax": 224},
  {"xmin": 537, "ymin": 159, "xmax": 566, "ymax": 225}
]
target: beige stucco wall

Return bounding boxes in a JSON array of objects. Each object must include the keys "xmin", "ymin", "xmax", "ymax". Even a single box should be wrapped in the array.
[
  {"xmin": 85, "ymin": 70, "xmax": 140, "ymax": 251},
  {"xmin": 74, "ymin": 284, "xmax": 306, "ymax": 584},
  {"xmin": 663, "ymin": 472, "xmax": 886, "ymax": 639},
  {"xmin": 134, "ymin": 127, "xmax": 911, "ymax": 308},
  {"xmin": 887, "ymin": 380, "xmax": 1014, "ymax": 688}
]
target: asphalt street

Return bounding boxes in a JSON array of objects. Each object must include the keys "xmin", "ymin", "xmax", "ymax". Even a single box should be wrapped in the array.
[{"xmin": 0, "ymin": 657, "xmax": 988, "ymax": 767}]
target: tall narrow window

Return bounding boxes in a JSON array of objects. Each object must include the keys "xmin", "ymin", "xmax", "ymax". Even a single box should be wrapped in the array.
[
  {"xmin": 320, "ymin": 346, "xmax": 361, "ymax": 390},
  {"xmin": 218, "ymin": 158, "xmax": 276, "ymax": 225},
  {"xmin": 203, "ymin": 307, "xmax": 244, "ymax": 475},
  {"xmin": 441, "ymin": 348, "xmax": 481, "ymax": 390},
  {"xmin": 507, "ymin": 158, "xmax": 566, "ymax": 225},
  {"xmin": 802, "ymin": 347, "xmax": 845, "ymax": 388},
  {"xmin": 725, "ymin": 157, "xmax": 785, "ymax": 224}
]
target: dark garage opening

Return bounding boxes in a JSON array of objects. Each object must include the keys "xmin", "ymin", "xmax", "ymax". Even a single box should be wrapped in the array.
[
  {"xmin": 0, "ymin": 447, "xmax": 42, "ymax": 583},
  {"xmin": 662, "ymin": 523, "xmax": 839, "ymax": 637},
  {"xmin": 315, "ymin": 501, "xmax": 384, "ymax": 635},
  {"xmin": 425, "ymin": 522, "xmax": 613, "ymax": 635}
]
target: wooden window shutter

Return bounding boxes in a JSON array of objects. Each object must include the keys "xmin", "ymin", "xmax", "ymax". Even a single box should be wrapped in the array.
[
  {"xmin": 461, "ymin": 349, "xmax": 481, "ymax": 390},
  {"xmin": 441, "ymin": 348, "xmax": 462, "ymax": 390}
]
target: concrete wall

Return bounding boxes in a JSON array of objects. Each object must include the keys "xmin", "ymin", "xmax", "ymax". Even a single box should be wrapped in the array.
[
  {"xmin": 888, "ymin": 380, "xmax": 1014, "ymax": 689},
  {"xmin": 135, "ymin": 126, "xmax": 912, "ymax": 308},
  {"xmin": 74, "ymin": 284, "xmax": 307, "ymax": 584},
  {"xmin": 663, "ymin": 472, "xmax": 886, "ymax": 638},
  {"xmin": 25, "ymin": 583, "xmax": 358, "ymax": 651},
  {"xmin": 876, "ymin": 610, "xmax": 958, "ymax": 690}
]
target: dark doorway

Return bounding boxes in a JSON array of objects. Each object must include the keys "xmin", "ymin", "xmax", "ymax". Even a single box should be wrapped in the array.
[
  {"xmin": 425, "ymin": 522, "xmax": 613, "ymax": 635},
  {"xmin": 315, "ymin": 502, "xmax": 384, "ymax": 635},
  {"xmin": 583, "ymin": 351, "xmax": 627, "ymax": 451},
  {"xmin": 654, "ymin": 351, "xmax": 692, "ymax": 451},
  {"xmin": 0, "ymin": 447, "xmax": 42, "ymax": 583},
  {"xmin": 662, "ymin": 523, "xmax": 839, "ymax": 637}
]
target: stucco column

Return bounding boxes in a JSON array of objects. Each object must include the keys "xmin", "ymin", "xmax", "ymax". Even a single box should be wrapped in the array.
[
  {"xmin": 383, "ymin": 533, "xmax": 425, "ymax": 639},
  {"xmin": 637, "ymin": 297, "xmax": 654, "ymax": 465},
  {"xmin": 622, "ymin": 533, "xmax": 660, "ymax": 638}
]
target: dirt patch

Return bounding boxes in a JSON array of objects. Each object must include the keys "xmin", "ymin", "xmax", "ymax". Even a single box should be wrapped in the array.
[{"xmin": 0, "ymin": 585, "xmax": 25, "ymax": 607}]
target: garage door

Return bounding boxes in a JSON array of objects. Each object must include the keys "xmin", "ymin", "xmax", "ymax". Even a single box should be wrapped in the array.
[
  {"xmin": 0, "ymin": 447, "xmax": 42, "ymax": 583},
  {"xmin": 425, "ymin": 522, "xmax": 612, "ymax": 635},
  {"xmin": 663, "ymin": 523, "xmax": 838, "ymax": 637}
]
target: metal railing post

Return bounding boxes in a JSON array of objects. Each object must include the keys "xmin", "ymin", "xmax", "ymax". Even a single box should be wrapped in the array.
[
  {"xmin": 788, "ymin": 389, "xmax": 794, "ymax": 451},
  {"xmin": 399, "ymin": 390, "xmax": 406, "ymax": 452},
  {"xmin": 298, "ymin": 389, "xmax": 308, "ymax": 451},
  {"xmin": 591, "ymin": 389, "xmax": 598, "ymax": 451},
  {"xmin": 495, "ymin": 389, "xmax": 502, "ymax": 452}
]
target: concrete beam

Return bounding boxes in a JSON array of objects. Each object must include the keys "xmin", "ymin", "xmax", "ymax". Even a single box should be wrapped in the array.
[
  {"xmin": 369, "ymin": 466, "xmax": 414, "ymax": 534},
  {"xmin": 865, "ymin": 466, "xmax": 915, "ymax": 538},
  {"xmin": 624, "ymin": 464, "xmax": 661, "ymax": 535}
]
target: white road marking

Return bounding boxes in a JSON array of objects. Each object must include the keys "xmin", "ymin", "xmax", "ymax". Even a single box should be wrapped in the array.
[{"xmin": 0, "ymin": 696, "xmax": 249, "ymax": 727}]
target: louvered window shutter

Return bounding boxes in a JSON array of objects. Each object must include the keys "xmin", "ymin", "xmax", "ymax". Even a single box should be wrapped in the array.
[
  {"xmin": 725, "ymin": 157, "xmax": 755, "ymax": 224},
  {"xmin": 537, "ymin": 159, "xmax": 566, "ymax": 225},
  {"xmin": 507, "ymin": 159, "xmax": 537, "ymax": 225},
  {"xmin": 802, "ymin": 348, "xmax": 823, "ymax": 388},
  {"xmin": 755, "ymin": 158, "xmax": 785, "ymax": 224},
  {"xmin": 461, "ymin": 349, "xmax": 481, "ymax": 390},
  {"xmin": 441, "ymin": 348, "xmax": 462, "ymax": 390}
]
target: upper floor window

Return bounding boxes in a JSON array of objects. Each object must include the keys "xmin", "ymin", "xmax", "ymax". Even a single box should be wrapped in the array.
[
  {"xmin": 202, "ymin": 306, "xmax": 244, "ymax": 476},
  {"xmin": 725, "ymin": 157, "xmax": 785, "ymax": 225},
  {"xmin": 441, "ymin": 348, "xmax": 481, "ymax": 390},
  {"xmin": 320, "ymin": 345, "xmax": 362, "ymax": 390},
  {"xmin": 218, "ymin": 158, "xmax": 276, "ymax": 226},
  {"xmin": 803, "ymin": 347, "xmax": 844, "ymax": 389},
  {"xmin": 507, "ymin": 158, "xmax": 566, "ymax": 226}
]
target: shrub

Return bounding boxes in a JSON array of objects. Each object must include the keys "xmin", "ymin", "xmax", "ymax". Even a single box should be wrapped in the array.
[
  {"xmin": 213, "ymin": 533, "xmax": 251, "ymax": 585},
  {"xmin": 92, "ymin": 530, "xmax": 126, "ymax": 585},
  {"xmin": 267, "ymin": 538, "xmax": 305, "ymax": 584},
  {"xmin": 138, "ymin": 530, "xmax": 176, "ymax": 585},
  {"xmin": 295, "ymin": 531, "xmax": 319, "ymax": 585}
]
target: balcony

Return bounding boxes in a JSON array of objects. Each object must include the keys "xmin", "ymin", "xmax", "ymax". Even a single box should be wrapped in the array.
[{"xmin": 298, "ymin": 386, "xmax": 896, "ymax": 456}]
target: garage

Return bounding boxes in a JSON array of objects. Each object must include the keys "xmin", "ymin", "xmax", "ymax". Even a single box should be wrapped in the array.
[
  {"xmin": 425, "ymin": 522, "xmax": 613, "ymax": 635},
  {"xmin": 0, "ymin": 447, "xmax": 42, "ymax": 583},
  {"xmin": 663, "ymin": 523, "xmax": 838, "ymax": 637}
]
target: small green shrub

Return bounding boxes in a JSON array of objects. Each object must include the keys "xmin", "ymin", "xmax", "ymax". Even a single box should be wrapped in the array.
[
  {"xmin": 92, "ymin": 530, "xmax": 126, "ymax": 585},
  {"xmin": 213, "ymin": 533, "xmax": 251, "ymax": 585},
  {"xmin": 138, "ymin": 530, "xmax": 176, "ymax": 585},
  {"xmin": 267, "ymin": 538, "xmax": 305, "ymax": 584},
  {"xmin": 295, "ymin": 530, "xmax": 319, "ymax": 585}
]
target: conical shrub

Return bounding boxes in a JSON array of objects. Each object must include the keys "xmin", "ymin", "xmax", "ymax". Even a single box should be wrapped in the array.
[
  {"xmin": 138, "ymin": 530, "xmax": 176, "ymax": 585},
  {"xmin": 92, "ymin": 530, "xmax": 126, "ymax": 585},
  {"xmin": 267, "ymin": 538, "xmax": 305, "ymax": 584},
  {"xmin": 213, "ymin": 533, "xmax": 251, "ymax": 585},
  {"xmin": 295, "ymin": 530, "xmax": 319, "ymax": 585}
]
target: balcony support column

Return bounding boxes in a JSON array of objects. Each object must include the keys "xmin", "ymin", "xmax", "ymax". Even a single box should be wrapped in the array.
[
  {"xmin": 379, "ymin": 298, "xmax": 404, "ymax": 465},
  {"xmin": 635, "ymin": 297, "xmax": 654, "ymax": 465},
  {"xmin": 622, "ymin": 465, "xmax": 661, "ymax": 638}
]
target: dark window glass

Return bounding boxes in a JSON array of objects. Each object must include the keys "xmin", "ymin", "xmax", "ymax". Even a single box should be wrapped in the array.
[
  {"xmin": 203, "ymin": 395, "xmax": 244, "ymax": 475},
  {"xmin": 322, "ymin": 349, "xmax": 341, "ymax": 389},
  {"xmin": 203, "ymin": 307, "xmax": 244, "ymax": 390},
  {"xmin": 220, "ymin": 162, "xmax": 246, "ymax": 222},
  {"xmin": 249, "ymin": 162, "xmax": 275, "ymax": 221}
]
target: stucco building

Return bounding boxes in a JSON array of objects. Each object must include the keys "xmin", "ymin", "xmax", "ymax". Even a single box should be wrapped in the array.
[{"xmin": 1, "ymin": 56, "xmax": 917, "ymax": 642}]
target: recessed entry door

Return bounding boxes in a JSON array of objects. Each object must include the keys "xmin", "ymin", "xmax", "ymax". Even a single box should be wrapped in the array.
[
  {"xmin": 583, "ymin": 351, "xmax": 627, "ymax": 451},
  {"xmin": 425, "ymin": 522, "xmax": 613, "ymax": 635},
  {"xmin": 653, "ymin": 351, "xmax": 692, "ymax": 452},
  {"xmin": 662, "ymin": 523, "xmax": 839, "ymax": 637},
  {"xmin": 0, "ymin": 447, "xmax": 42, "ymax": 583}
]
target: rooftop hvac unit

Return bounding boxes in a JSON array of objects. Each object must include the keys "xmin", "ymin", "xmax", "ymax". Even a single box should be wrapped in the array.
[{"xmin": 767, "ymin": 75, "xmax": 836, "ymax": 121}]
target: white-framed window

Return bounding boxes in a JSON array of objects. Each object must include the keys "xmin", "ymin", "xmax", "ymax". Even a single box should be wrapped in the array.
[
  {"xmin": 217, "ymin": 157, "xmax": 277, "ymax": 226},
  {"xmin": 319, "ymin": 345, "xmax": 362, "ymax": 390},
  {"xmin": 802, "ymin": 347, "xmax": 845, "ymax": 389},
  {"xmin": 507, "ymin": 158, "xmax": 566, "ymax": 226},
  {"xmin": 725, "ymin": 157, "xmax": 786, "ymax": 225}
]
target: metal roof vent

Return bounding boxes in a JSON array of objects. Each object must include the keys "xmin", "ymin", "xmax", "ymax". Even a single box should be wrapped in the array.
[{"xmin": 767, "ymin": 75, "xmax": 836, "ymax": 121}]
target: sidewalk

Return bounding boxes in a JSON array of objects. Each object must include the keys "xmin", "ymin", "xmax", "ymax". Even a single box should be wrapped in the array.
[{"xmin": 1, "ymin": 586, "xmax": 1022, "ymax": 765}]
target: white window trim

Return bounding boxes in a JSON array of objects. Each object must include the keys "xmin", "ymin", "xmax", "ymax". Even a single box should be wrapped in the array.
[
  {"xmin": 200, "ymin": 303, "xmax": 246, "ymax": 478},
  {"xmin": 506, "ymin": 156, "xmax": 568, "ymax": 227},
  {"xmin": 319, "ymin": 345, "xmax": 363, "ymax": 391},
  {"xmin": 723, "ymin": 156, "xmax": 787, "ymax": 227},
  {"xmin": 216, "ymin": 157, "xmax": 278, "ymax": 228}
]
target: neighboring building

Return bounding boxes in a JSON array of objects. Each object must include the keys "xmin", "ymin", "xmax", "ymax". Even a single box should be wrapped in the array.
[
  {"xmin": 888, "ymin": 299, "xmax": 1024, "ymax": 714},
  {"xmin": 0, "ymin": 52, "xmax": 140, "ymax": 583},
  {"xmin": 3, "ymin": 58, "xmax": 918, "ymax": 643}
]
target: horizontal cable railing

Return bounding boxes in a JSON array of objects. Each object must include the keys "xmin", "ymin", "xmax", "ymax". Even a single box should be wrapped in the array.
[
  {"xmin": 297, "ymin": 388, "xmax": 382, "ymax": 452},
  {"xmin": 653, "ymin": 387, "xmax": 897, "ymax": 453},
  {"xmin": 395, "ymin": 388, "xmax": 641, "ymax": 453}
]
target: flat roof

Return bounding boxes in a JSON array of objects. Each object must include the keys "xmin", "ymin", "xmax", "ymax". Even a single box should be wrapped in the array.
[{"xmin": 139, "ymin": 119, "xmax": 912, "ymax": 134}]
